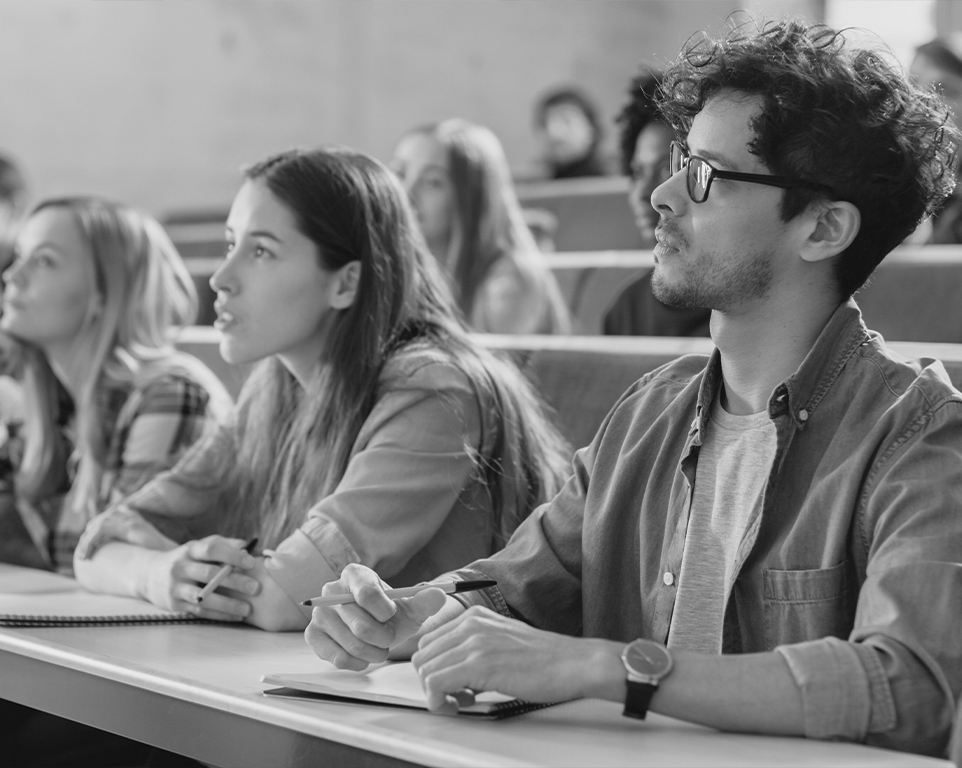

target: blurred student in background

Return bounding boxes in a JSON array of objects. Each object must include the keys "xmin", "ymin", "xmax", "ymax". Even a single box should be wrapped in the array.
[
  {"xmin": 534, "ymin": 86, "xmax": 608, "ymax": 179},
  {"xmin": 0, "ymin": 154, "xmax": 28, "ymax": 275},
  {"xmin": 74, "ymin": 147, "xmax": 570, "ymax": 632},
  {"xmin": 603, "ymin": 69, "xmax": 711, "ymax": 337},
  {"xmin": 0, "ymin": 198, "xmax": 232, "ymax": 573},
  {"xmin": 911, "ymin": 35, "xmax": 962, "ymax": 243},
  {"xmin": 392, "ymin": 119, "xmax": 569, "ymax": 334}
]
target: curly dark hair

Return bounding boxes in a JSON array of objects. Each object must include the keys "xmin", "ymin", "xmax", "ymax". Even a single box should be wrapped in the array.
[
  {"xmin": 657, "ymin": 18, "xmax": 960, "ymax": 298},
  {"xmin": 616, "ymin": 68, "xmax": 664, "ymax": 176}
]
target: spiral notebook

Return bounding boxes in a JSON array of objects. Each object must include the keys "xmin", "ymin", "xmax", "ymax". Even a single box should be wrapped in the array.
[
  {"xmin": 262, "ymin": 661, "xmax": 557, "ymax": 720},
  {"xmin": 0, "ymin": 589, "xmax": 212, "ymax": 627}
]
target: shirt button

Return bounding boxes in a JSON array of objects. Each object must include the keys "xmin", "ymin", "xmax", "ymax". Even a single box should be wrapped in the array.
[
  {"xmin": 663, "ymin": 572, "xmax": 675, "ymax": 586},
  {"xmin": 798, "ymin": 409, "xmax": 809, "ymax": 422}
]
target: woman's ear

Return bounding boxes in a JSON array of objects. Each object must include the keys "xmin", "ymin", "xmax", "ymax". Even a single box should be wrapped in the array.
[
  {"xmin": 799, "ymin": 200, "xmax": 861, "ymax": 264},
  {"xmin": 329, "ymin": 261, "xmax": 360, "ymax": 310}
]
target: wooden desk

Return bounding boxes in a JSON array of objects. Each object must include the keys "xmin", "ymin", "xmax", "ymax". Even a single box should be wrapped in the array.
[{"xmin": 0, "ymin": 570, "xmax": 950, "ymax": 768}]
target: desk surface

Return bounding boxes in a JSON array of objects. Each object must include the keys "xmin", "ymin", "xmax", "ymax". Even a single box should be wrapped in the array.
[{"xmin": 0, "ymin": 566, "xmax": 950, "ymax": 768}]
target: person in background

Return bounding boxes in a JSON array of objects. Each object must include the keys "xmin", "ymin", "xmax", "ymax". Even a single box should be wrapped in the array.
[
  {"xmin": 305, "ymin": 19, "xmax": 962, "ymax": 757},
  {"xmin": 391, "ymin": 119, "xmax": 570, "ymax": 334},
  {"xmin": 73, "ymin": 147, "xmax": 570, "ymax": 632},
  {"xmin": 911, "ymin": 35, "xmax": 962, "ymax": 243},
  {"xmin": 0, "ymin": 154, "xmax": 28, "ymax": 473},
  {"xmin": 0, "ymin": 154, "xmax": 28, "ymax": 275},
  {"xmin": 534, "ymin": 86, "xmax": 608, "ymax": 179},
  {"xmin": 0, "ymin": 197, "xmax": 231, "ymax": 574},
  {"xmin": 603, "ymin": 68, "xmax": 711, "ymax": 337},
  {"xmin": 0, "ymin": 197, "xmax": 232, "ymax": 768}
]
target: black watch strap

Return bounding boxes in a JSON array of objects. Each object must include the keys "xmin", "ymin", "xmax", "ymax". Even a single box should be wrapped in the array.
[{"xmin": 623, "ymin": 679, "xmax": 657, "ymax": 720}]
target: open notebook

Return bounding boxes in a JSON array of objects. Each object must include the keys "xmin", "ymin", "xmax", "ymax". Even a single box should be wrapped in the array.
[
  {"xmin": 262, "ymin": 661, "xmax": 557, "ymax": 720},
  {"xmin": 0, "ymin": 581, "xmax": 214, "ymax": 627}
]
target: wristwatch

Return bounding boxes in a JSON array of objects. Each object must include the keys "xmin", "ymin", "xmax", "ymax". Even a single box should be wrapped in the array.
[{"xmin": 621, "ymin": 638, "xmax": 673, "ymax": 720}]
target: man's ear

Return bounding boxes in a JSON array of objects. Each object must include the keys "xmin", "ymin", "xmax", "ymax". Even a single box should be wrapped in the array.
[
  {"xmin": 799, "ymin": 200, "xmax": 861, "ymax": 263},
  {"xmin": 329, "ymin": 261, "xmax": 360, "ymax": 310}
]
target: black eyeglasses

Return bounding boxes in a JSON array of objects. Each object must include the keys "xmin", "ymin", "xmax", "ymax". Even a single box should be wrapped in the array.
[{"xmin": 670, "ymin": 142, "xmax": 830, "ymax": 203}]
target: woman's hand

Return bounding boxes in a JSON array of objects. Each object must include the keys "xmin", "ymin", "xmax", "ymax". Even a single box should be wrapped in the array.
[
  {"xmin": 76, "ymin": 505, "xmax": 178, "ymax": 560},
  {"xmin": 140, "ymin": 535, "xmax": 261, "ymax": 621}
]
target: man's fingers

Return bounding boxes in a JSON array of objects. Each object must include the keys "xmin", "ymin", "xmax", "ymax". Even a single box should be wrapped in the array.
[
  {"xmin": 337, "ymin": 564, "xmax": 397, "ymax": 623},
  {"xmin": 304, "ymin": 625, "xmax": 383, "ymax": 671},
  {"xmin": 419, "ymin": 658, "xmax": 479, "ymax": 712},
  {"xmin": 403, "ymin": 587, "xmax": 446, "ymax": 624},
  {"xmin": 310, "ymin": 607, "xmax": 393, "ymax": 665}
]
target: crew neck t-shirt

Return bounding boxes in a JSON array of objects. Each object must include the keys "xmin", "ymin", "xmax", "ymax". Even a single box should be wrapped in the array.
[{"xmin": 667, "ymin": 394, "xmax": 777, "ymax": 654}]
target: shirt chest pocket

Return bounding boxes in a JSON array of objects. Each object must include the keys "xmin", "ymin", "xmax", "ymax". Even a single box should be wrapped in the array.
[{"xmin": 762, "ymin": 561, "xmax": 855, "ymax": 648}]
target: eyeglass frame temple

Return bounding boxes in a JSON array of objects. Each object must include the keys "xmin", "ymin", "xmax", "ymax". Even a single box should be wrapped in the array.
[{"xmin": 670, "ymin": 142, "xmax": 831, "ymax": 202}]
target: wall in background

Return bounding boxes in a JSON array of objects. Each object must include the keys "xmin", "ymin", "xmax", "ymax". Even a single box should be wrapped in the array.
[{"xmin": 0, "ymin": 0, "xmax": 822, "ymax": 217}]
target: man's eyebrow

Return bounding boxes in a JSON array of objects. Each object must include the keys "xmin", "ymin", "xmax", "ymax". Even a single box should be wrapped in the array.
[{"xmin": 690, "ymin": 145, "xmax": 740, "ymax": 169}]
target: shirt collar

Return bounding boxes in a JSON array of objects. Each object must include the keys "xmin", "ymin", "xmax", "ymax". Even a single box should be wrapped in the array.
[{"xmin": 692, "ymin": 299, "xmax": 870, "ymax": 437}]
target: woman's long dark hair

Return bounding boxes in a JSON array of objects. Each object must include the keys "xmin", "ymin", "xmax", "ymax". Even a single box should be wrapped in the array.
[{"xmin": 219, "ymin": 148, "xmax": 570, "ymax": 549}]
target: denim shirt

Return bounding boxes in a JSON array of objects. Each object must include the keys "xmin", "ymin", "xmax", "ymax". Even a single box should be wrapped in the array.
[{"xmin": 452, "ymin": 300, "xmax": 962, "ymax": 756}]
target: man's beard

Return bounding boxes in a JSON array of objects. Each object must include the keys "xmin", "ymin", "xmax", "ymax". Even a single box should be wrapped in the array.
[{"xmin": 650, "ymin": 246, "xmax": 774, "ymax": 311}]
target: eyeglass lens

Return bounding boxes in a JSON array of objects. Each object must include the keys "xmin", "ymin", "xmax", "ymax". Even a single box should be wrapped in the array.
[{"xmin": 670, "ymin": 142, "xmax": 711, "ymax": 203}]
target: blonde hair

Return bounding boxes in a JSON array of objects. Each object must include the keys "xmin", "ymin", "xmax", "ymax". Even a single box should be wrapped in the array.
[
  {"xmin": 405, "ymin": 119, "xmax": 568, "ymax": 331},
  {"xmin": 16, "ymin": 197, "xmax": 217, "ymax": 519}
]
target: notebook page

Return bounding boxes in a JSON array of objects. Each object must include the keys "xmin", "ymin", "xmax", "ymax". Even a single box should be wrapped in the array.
[
  {"xmin": 263, "ymin": 661, "xmax": 513, "ymax": 712},
  {"xmin": 0, "ymin": 590, "xmax": 184, "ymax": 620}
]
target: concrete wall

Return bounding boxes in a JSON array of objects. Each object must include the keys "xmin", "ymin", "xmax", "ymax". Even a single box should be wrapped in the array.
[{"xmin": 0, "ymin": 0, "xmax": 822, "ymax": 217}]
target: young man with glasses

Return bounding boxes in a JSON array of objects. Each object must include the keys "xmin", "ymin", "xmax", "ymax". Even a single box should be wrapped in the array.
[{"xmin": 305, "ymin": 19, "xmax": 962, "ymax": 757}]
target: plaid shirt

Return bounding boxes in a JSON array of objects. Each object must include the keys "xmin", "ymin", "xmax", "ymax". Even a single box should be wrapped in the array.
[{"xmin": 29, "ymin": 372, "xmax": 217, "ymax": 574}]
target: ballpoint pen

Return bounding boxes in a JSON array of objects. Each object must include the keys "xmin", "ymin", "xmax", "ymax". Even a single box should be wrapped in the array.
[
  {"xmin": 195, "ymin": 537, "xmax": 258, "ymax": 603},
  {"xmin": 301, "ymin": 579, "xmax": 496, "ymax": 607}
]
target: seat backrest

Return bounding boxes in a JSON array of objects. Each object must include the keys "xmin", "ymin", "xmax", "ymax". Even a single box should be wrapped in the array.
[
  {"xmin": 481, "ymin": 335, "xmax": 962, "ymax": 452},
  {"xmin": 478, "ymin": 334, "xmax": 713, "ymax": 450},
  {"xmin": 856, "ymin": 247, "xmax": 962, "ymax": 343},
  {"xmin": 516, "ymin": 177, "xmax": 642, "ymax": 252},
  {"xmin": 545, "ymin": 245, "xmax": 962, "ymax": 341},
  {"xmin": 174, "ymin": 327, "xmax": 962, "ymax": 455},
  {"xmin": 543, "ymin": 251, "xmax": 652, "ymax": 334}
]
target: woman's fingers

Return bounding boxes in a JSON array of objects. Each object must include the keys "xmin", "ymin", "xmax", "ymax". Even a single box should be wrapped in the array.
[
  {"xmin": 177, "ymin": 559, "xmax": 259, "ymax": 595},
  {"xmin": 187, "ymin": 536, "xmax": 257, "ymax": 570}
]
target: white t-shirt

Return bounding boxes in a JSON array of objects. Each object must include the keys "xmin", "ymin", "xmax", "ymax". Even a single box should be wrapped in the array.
[{"xmin": 667, "ymin": 393, "xmax": 777, "ymax": 654}]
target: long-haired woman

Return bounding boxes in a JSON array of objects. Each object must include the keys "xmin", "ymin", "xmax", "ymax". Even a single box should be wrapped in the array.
[
  {"xmin": 391, "ymin": 119, "xmax": 570, "ymax": 334},
  {"xmin": 74, "ymin": 147, "xmax": 570, "ymax": 631},
  {"xmin": 0, "ymin": 197, "xmax": 231, "ymax": 573}
]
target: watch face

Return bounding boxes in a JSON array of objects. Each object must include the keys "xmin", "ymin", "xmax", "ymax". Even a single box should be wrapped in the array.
[{"xmin": 622, "ymin": 640, "xmax": 672, "ymax": 678}]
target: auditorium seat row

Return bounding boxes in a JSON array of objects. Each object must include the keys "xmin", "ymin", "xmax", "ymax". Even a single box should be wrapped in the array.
[
  {"xmin": 179, "ymin": 243, "xmax": 962, "ymax": 344},
  {"xmin": 175, "ymin": 327, "xmax": 962, "ymax": 452}
]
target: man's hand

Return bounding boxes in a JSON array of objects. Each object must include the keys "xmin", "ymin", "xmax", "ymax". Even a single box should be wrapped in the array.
[
  {"xmin": 140, "ymin": 535, "xmax": 260, "ymax": 621},
  {"xmin": 304, "ymin": 563, "xmax": 449, "ymax": 670},
  {"xmin": 411, "ymin": 606, "xmax": 625, "ymax": 713}
]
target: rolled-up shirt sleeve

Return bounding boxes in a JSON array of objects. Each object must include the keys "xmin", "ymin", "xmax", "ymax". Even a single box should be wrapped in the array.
[
  {"xmin": 777, "ymin": 400, "xmax": 962, "ymax": 755},
  {"xmin": 443, "ymin": 440, "xmax": 594, "ymax": 635},
  {"xmin": 266, "ymin": 360, "xmax": 484, "ymax": 605}
]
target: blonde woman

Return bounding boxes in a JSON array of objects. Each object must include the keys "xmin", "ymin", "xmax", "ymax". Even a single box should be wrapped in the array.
[
  {"xmin": 391, "ymin": 119, "xmax": 570, "ymax": 334},
  {"xmin": 0, "ymin": 197, "xmax": 232, "ymax": 573}
]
